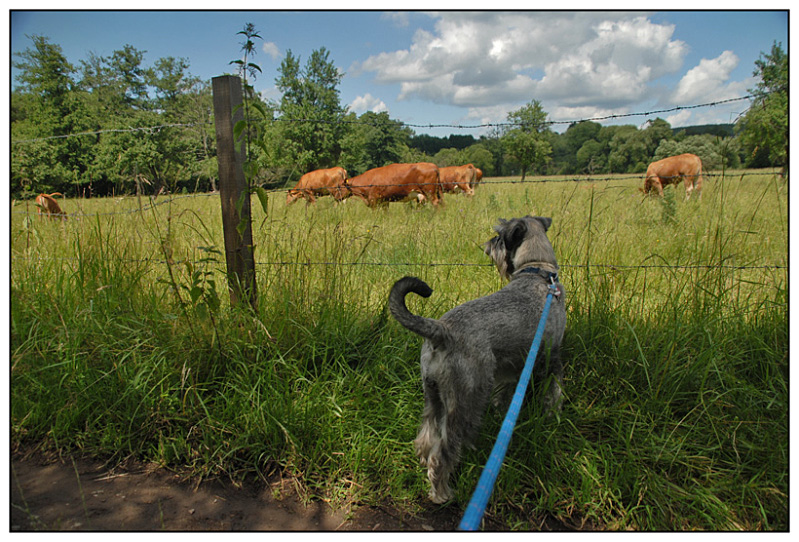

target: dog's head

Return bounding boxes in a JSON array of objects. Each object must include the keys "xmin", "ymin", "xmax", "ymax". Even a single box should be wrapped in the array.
[{"xmin": 483, "ymin": 216, "xmax": 558, "ymax": 281}]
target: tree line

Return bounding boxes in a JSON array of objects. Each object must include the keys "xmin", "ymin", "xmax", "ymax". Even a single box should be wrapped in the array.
[{"xmin": 11, "ymin": 31, "xmax": 787, "ymax": 199}]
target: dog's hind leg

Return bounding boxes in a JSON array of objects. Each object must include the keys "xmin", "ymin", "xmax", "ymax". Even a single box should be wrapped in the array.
[
  {"xmin": 419, "ymin": 364, "xmax": 493, "ymax": 503},
  {"xmin": 535, "ymin": 342, "xmax": 564, "ymax": 414},
  {"xmin": 414, "ymin": 376, "xmax": 441, "ymax": 467},
  {"xmin": 414, "ymin": 375, "xmax": 456, "ymax": 503}
]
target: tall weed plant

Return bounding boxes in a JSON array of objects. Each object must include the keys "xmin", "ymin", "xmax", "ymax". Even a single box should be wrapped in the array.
[{"xmin": 10, "ymin": 171, "xmax": 787, "ymax": 529}]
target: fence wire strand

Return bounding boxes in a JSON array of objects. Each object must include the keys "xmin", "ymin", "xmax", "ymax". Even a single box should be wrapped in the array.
[
  {"xmin": 11, "ymin": 95, "xmax": 755, "ymax": 145},
  {"xmin": 10, "ymin": 170, "xmax": 775, "ymax": 220},
  {"xmin": 7, "ymin": 253, "xmax": 786, "ymax": 273}
]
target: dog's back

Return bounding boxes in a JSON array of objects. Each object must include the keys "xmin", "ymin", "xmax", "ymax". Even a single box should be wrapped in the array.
[{"xmin": 390, "ymin": 274, "xmax": 565, "ymax": 368}]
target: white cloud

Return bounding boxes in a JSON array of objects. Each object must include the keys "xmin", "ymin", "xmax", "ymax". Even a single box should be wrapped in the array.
[
  {"xmin": 350, "ymin": 93, "xmax": 389, "ymax": 114},
  {"xmin": 262, "ymin": 41, "xmax": 280, "ymax": 61},
  {"xmin": 662, "ymin": 50, "xmax": 759, "ymax": 126},
  {"xmin": 671, "ymin": 50, "xmax": 739, "ymax": 104},
  {"xmin": 355, "ymin": 12, "xmax": 693, "ymax": 126},
  {"xmin": 664, "ymin": 109, "xmax": 693, "ymax": 128},
  {"xmin": 538, "ymin": 16, "xmax": 685, "ymax": 107}
]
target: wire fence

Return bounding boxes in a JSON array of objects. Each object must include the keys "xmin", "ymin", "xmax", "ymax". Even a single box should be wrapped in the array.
[
  {"xmin": 11, "ymin": 95, "xmax": 755, "ymax": 145},
  {"xmin": 10, "ymin": 170, "xmax": 775, "ymax": 221},
  {"xmin": 7, "ymin": 250, "xmax": 787, "ymax": 273},
  {"xmin": 10, "ymin": 92, "xmax": 785, "ymax": 277}
]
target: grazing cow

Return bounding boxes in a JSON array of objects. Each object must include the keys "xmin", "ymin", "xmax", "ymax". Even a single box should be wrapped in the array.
[
  {"xmin": 335, "ymin": 162, "xmax": 442, "ymax": 208},
  {"xmin": 35, "ymin": 192, "xmax": 66, "ymax": 220},
  {"xmin": 439, "ymin": 164, "xmax": 477, "ymax": 196},
  {"xmin": 286, "ymin": 167, "xmax": 349, "ymax": 205},
  {"xmin": 643, "ymin": 153, "xmax": 703, "ymax": 200}
]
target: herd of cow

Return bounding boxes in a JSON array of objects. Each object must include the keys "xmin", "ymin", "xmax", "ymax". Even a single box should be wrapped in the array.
[
  {"xmin": 31, "ymin": 153, "xmax": 704, "ymax": 219},
  {"xmin": 284, "ymin": 152, "xmax": 703, "ymax": 208},
  {"xmin": 285, "ymin": 162, "xmax": 484, "ymax": 208}
]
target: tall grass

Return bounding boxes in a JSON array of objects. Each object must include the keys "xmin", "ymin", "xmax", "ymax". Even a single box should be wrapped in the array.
[{"xmin": 10, "ymin": 171, "xmax": 787, "ymax": 530}]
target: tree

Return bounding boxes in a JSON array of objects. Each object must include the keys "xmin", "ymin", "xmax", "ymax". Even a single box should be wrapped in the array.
[
  {"xmin": 607, "ymin": 125, "xmax": 649, "ymax": 173},
  {"xmin": 642, "ymin": 118, "xmax": 674, "ymax": 157},
  {"xmin": 432, "ymin": 147, "xmax": 464, "ymax": 167},
  {"xmin": 358, "ymin": 111, "xmax": 411, "ymax": 169},
  {"xmin": 79, "ymin": 45, "xmax": 208, "ymax": 195},
  {"xmin": 12, "ymin": 35, "xmax": 213, "ymax": 197},
  {"xmin": 736, "ymin": 41, "xmax": 788, "ymax": 175},
  {"xmin": 461, "ymin": 144, "xmax": 495, "ymax": 176},
  {"xmin": 12, "ymin": 35, "xmax": 93, "ymax": 196},
  {"xmin": 275, "ymin": 48, "xmax": 347, "ymax": 174},
  {"xmin": 502, "ymin": 100, "xmax": 552, "ymax": 180},
  {"xmin": 575, "ymin": 139, "xmax": 605, "ymax": 174},
  {"xmin": 109, "ymin": 45, "xmax": 150, "ymax": 110},
  {"xmin": 340, "ymin": 111, "xmax": 410, "ymax": 173},
  {"xmin": 479, "ymin": 129, "xmax": 506, "ymax": 176},
  {"xmin": 556, "ymin": 120, "xmax": 602, "ymax": 173},
  {"xmin": 653, "ymin": 134, "xmax": 740, "ymax": 171}
]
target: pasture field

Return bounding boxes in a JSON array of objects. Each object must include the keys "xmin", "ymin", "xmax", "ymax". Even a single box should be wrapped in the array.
[{"xmin": 10, "ymin": 170, "xmax": 788, "ymax": 530}]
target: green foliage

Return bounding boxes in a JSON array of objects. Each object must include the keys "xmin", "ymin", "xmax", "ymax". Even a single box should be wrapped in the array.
[
  {"xmin": 409, "ymin": 133, "xmax": 477, "ymax": 155},
  {"xmin": 607, "ymin": 126, "xmax": 644, "ymax": 172},
  {"xmin": 230, "ymin": 23, "xmax": 263, "ymax": 85},
  {"xmin": 12, "ymin": 35, "xmax": 216, "ymax": 198},
  {"xmin": 11, "ymin": 36, "xmax": 94, "ymax": 195},
  {"xmin": 502, "ymin": 100, "xmax": 553, "ymax": 179},
  {"xmin": 273, "ymin": 48, "xmax": 347, "ymax": 174},
  {"xmin": 431, "ymin": 143, "xmax": 495, "ymax": 174},
  {"xmin": 653, "ymin": 135, "xmax": 741, "ymax": 171},
  {"xmin": 340, "ymin": 111, "xmax": 411, "ymax": 174},
  {"xmin": 736, "ymin": 42, "xmax": 788, "ymax": 174}
]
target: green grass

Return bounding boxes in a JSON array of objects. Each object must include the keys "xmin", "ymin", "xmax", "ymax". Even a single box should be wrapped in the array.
[{"xmin": 10, "ymin": 171, "xmax": 788, "ymax": 530}]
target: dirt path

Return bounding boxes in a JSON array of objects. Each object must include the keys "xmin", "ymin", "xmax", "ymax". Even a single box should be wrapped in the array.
[{"xmin": 10, "ymin": 450, "xmax": 469, "ymax": 532}]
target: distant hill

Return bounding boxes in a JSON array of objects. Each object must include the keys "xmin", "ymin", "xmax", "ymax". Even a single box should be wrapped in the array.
[{"xmin": 673, "ymin": 124, "xmax": 735, "ymax": 137}]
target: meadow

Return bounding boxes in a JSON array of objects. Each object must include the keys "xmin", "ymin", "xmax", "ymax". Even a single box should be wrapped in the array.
[{"xmin": 10, "ymin": 170, "xmax": 788, "ymax": 530}]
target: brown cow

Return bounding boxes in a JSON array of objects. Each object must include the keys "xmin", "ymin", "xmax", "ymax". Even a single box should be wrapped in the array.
[
  {"xmin": 335, "ymin": 162, "xmax": 442, "ymax": 208},
  {"xmin": 643, "ymin": 153, "xmax": 703, "ymax": 200},
  {"xmin": 439, "ymin": 164, "xmax": 477, "ymax": 196},
  {"xmin": 286, "ymin": 167, "xmax": 349, "ymax": 205},
  {"xmin": 35, "ymin": 192, "xmax": 66, "ymax": 220}
]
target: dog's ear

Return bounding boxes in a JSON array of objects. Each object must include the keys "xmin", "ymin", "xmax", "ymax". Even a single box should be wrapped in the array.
[
  {"xmin": 533, "ymin": 216, "xmax": 552, "ymax": 231},
  {"xmin": 501, "ymin": 218, "xmax": 528, "ymax": 253},
  {"xmin": 492, "ymin": 218, "xmax": 509, "ymax": 234}
]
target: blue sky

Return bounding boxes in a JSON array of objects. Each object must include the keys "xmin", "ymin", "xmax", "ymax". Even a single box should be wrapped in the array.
[{"xmin": 9, "ymin": 9, "xmax": 788, "ymax": 136}]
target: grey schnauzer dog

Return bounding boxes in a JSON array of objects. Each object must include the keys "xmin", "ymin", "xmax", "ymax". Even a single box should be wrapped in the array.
[{"xmin": 388, "ymin": 216, "xmax": 567, "ymax": 503}]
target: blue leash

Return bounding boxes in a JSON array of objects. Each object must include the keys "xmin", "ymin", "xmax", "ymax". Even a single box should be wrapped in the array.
[{"xmin": 458, "ymin": 277, "xmax": 559, "ymax": 531}]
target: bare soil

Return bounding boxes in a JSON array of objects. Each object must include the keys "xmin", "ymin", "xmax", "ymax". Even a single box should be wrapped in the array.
[{"xmin": 10, "ymin": 449, "xmax": 479, "ymax": 532}]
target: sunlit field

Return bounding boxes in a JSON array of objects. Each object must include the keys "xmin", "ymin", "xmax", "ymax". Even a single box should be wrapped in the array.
[{"xmin": 11, "ymin": 170, "xmax": 788, "ymax": 530}]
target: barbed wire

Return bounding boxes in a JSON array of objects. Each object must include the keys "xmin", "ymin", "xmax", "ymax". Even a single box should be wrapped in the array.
[
  {"xmin": 242, "ymin": 94, "xmax": 752, "ymax": 129},
  {"xmin": 11, "ymin": 95, "xmax": 754, "ymax": 145}
]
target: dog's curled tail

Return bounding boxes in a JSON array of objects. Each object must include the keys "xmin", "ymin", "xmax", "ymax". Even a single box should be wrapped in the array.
[{"xmin": 389, "ymin": 276, "xmax": 451, "ymax": 347}]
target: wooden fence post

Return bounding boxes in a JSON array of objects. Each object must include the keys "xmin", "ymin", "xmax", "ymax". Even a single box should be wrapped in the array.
[{"xmin": 212, "ymin": 75, "xmax": 257, "ymax": 310}]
